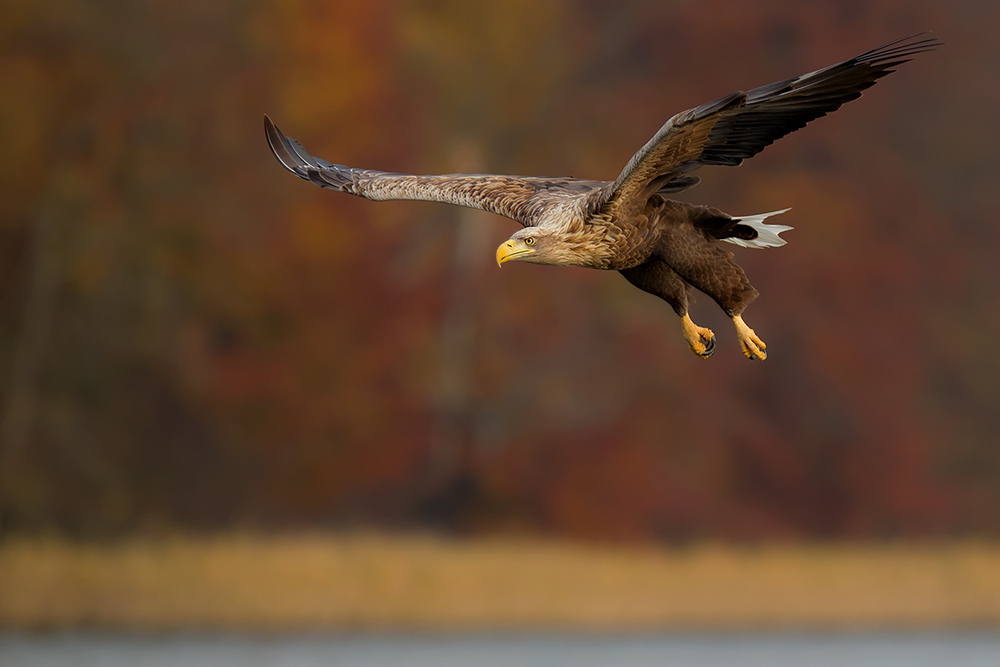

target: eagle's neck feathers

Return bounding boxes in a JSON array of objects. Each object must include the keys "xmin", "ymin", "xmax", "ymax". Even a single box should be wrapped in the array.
[{"xmin": 530, "ymin": 200, "xmax": 659, "ymax": 270}]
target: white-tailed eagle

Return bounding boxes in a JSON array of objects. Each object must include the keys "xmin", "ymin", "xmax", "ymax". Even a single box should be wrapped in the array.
[{"xmin": 265, "ymin": 35, "xmax": 938, "ymax": 359}]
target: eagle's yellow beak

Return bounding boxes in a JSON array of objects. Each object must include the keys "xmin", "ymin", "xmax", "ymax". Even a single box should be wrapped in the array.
[{"xmin": 496, "ymin": 239, "xmax": 535, "ymax": 267}]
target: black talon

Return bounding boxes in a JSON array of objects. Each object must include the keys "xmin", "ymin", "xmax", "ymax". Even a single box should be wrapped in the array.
[{"xmin": 700, "ymin": 333, "xmax": 716, "ymax": 358}]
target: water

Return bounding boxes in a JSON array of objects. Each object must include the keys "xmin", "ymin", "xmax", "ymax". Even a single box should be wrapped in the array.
[{"xmin": 2, "ymin": 633, "xmax": 1000, "ymax": 666}]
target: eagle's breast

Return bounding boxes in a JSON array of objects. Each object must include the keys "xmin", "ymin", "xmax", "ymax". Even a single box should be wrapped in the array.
[{"xmin": 580, "ymin": 208, "xmax": 660, "ymax": 271}]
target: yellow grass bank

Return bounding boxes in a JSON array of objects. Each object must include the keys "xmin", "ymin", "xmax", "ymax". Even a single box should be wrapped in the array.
[{"xmin": 2, "ymin": 535, "xmax": 999, "ymax": 631}]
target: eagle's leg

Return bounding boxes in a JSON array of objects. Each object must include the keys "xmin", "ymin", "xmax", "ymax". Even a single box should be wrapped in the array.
[
  {"xmin": 732, "ymin": 314, "xmax": 766, "ymax": 360},
  {"xmin": 619, "ymin": 259, "xmax": 716, "ymax": 359},
  {"xmin": 652, "ymin": 220, "xmax": 765, "ymax": 360}
]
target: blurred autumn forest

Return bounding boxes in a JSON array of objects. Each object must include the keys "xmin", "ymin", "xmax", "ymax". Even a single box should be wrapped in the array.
[{"xmin": 0, "ymin": 0, "xmax": 997, "ymax": 542}]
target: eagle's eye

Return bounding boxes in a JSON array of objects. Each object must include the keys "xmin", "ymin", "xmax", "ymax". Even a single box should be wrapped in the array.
[{"xmin": 524, "ymin": 237, "xmax": 535, "ymax": 246}]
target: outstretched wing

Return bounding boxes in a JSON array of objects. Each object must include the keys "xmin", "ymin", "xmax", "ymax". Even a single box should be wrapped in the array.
[
  {"xmin": 265, "ymin": 116, "xmax": 606, "ymax": 227},
  {"xmin": 594, "ymin": 34, "xmax": 940, "ymax": 219}
]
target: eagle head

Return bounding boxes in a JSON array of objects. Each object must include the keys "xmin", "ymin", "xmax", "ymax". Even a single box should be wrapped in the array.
[{"xmin": 495, "ymin": 228, "xmax": 565, "ymax": 267}]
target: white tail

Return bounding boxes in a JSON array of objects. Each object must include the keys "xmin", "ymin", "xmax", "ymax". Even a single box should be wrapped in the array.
[{"xmin": 722, "ymin": 208, "xmax": 793, "ymax": 249}]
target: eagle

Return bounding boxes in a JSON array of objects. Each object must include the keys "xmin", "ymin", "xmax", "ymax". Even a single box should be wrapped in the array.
[{"xmin": 265, "ymin": 35, "xmax": 938, "ymax": 360}]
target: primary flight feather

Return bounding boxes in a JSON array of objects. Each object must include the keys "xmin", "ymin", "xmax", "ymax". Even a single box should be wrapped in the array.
[{"xmin": 265, "ymin": 35, "xmax": 938, "ymax": 360}]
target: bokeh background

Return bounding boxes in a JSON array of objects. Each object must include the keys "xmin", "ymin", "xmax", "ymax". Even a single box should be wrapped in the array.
[{"xmin": 1, "ymin": 0, "xmax": 997, "ymax": 556}]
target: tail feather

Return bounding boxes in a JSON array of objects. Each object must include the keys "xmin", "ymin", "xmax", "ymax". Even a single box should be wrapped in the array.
[{"xmin": 723, "ymin": 208, "xmax": 793, "ymax": 249}]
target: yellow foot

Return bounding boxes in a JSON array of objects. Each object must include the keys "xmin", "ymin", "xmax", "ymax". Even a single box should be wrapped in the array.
[
  {"xmin": 732, "ymin": 314, "xmax": 766, "ymax": 360},
  {"xmin": 681, "ymin": 314, "xmax": 716, "ymax": 358}
]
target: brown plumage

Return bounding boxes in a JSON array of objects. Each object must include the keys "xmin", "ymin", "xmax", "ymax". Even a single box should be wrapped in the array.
[{"xmin": 265, "ymin": 35, "xmax": 938, "ymax": 359}]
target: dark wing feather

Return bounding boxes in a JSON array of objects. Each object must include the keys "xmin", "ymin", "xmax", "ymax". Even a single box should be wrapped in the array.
[
  {"xmin": 265, "ymin": 116, "xmax": 606, "ymax": 227},
  {"xmin": 594, "ymin": 34, "xmax": 940, "ymax": 219}
]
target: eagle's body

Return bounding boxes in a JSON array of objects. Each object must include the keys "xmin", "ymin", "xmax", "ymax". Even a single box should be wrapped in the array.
[{"xmin": 266, "ymin": 35, "xmax": 938, "ymax": 359}]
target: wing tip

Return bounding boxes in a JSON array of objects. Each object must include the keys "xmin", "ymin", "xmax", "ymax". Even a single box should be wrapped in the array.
[
  {"xmin": 857, "ymin": 32, "xmax": 943, "ymax": 68},
  {"xmin": 263, "ymin": 115, "xmax": 357, "ymax": 192},
  {"xmin": 263, "ymin": 113, "xmax": 307, "ymax": 176}
]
